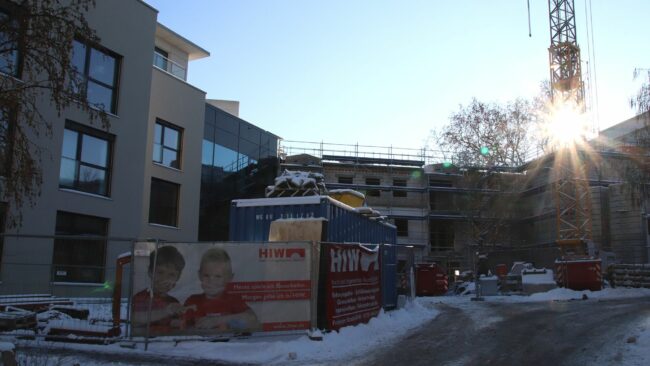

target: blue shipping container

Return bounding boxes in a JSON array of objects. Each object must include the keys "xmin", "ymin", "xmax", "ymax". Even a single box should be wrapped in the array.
[
  {"xmin": 229, "ymin": 196, "xmax": 398, "ymax": 309},
  {"xmin": 229, "ymin": 196, "xmax": 396, "ymax": 245}
]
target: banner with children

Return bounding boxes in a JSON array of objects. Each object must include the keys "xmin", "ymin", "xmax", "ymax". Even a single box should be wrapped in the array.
[{"xmin": 131, "ymin": 241, "xmax": 317, "ymax": 337}]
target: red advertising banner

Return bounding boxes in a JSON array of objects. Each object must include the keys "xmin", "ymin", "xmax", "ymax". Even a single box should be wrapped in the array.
[
  {"xmin": 323, "ymin": 244, "xmax": 382, "ymax": 330},
  {"xmin": 131, "ymin": 242, "xmax": 316, "ymax": 337}
]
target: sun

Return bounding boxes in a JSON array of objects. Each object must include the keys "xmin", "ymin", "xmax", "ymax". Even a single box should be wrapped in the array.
[{"xmin": 541, "ymin": 101, "xmax": 591, "ymax": 149}]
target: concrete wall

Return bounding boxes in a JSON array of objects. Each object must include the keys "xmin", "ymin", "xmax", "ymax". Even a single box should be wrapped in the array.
[
  {"xmin": 1, "ymin": 0, "xmax": 158, "ymax": 296},
  {"xmin": 140, "ymin": 68, "xmax": 205, "ymax": 242}
]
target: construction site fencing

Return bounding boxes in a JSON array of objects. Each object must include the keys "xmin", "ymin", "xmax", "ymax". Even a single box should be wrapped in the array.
[
  {"xmin": 131, "ymin": 240, "xmax": 319, "ymax": 341},
  {"xmin": 0, "ymin": 233, "xmax": 135, "ymax": 339}
]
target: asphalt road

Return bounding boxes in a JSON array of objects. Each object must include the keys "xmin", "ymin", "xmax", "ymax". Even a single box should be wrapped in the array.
[{"xmin": 358, "ymin": 296, "xmax": 650, "ymax": 366}]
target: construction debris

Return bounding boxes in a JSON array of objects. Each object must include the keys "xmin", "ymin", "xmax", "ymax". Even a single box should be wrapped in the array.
[{"xmin": 265, "ymin": 170, "xmax": 327, "ymax": 197}]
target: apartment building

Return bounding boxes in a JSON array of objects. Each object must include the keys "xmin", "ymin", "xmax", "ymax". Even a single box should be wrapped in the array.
[{"xmin": 0, "ymin": 0, "xmax": 209, "ymax": 296}]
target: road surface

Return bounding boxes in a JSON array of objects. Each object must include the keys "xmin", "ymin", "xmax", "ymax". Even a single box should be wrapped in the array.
[{"xmin": 359, "ymin": 296, "xmax": 650, "ymax": 366}]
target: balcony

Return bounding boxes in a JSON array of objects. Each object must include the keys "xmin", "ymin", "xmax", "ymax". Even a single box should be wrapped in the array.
[{"xmin": 153, "ymin": 51, "xmax": 187, "ymax": 81}]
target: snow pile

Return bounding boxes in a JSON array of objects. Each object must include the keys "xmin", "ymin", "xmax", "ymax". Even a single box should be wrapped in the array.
[
  {"xmin": 521, "ymin": 269, "xmax": 555, "ymax": 285},
  {"xmin": 266, "ymin": 170, "xmax": 327, "ymax": 197},
  {"xmin": 121, "ymin": 299, "xmax": 437, "ymax": 364},
  {"xmin": 0, "ymin": 341, "xmax": 14, "ymax": 352}
]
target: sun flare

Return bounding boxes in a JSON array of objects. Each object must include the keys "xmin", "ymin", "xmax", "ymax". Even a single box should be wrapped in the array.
[{"xmin": 541, "ymin": 102, "xmax": 591, "ymax": 149}]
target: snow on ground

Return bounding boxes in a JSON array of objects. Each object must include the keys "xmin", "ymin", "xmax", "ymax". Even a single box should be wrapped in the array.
[
  {"xmin": 8, "ymin": 288, "xmax": 650, "ymax": 365},
  {"xmin": 11, "ymin": 298, "xmax": 439, "ymax": 365}
]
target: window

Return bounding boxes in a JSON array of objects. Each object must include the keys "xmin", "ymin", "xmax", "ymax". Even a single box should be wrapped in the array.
[
  {"xmin": 365, "ymin": 177, "xmax": 380, "ymax": 197},
  {"xmin": 430, "ymin": 219, "xmax": 454, "ymax": 250},
  {"xmin": 71, "ymin": 39, "xmax": 120, "ymax": 113},
  {"xmin": 0, "ymin": 109, "xmax": 12, "ymax": 176},
  {"xmin": 0, "ymin": 202, "xmax": 5, "ymax": 274},
  {"xmin": 149, "ymin": 178, "xmax": 179, "ymax": 227},
  {"xmin": 52, "ymin": 211, "xmax": 108, "ymax": 284},
  {"xmin": 59, "ymin": 121, "xmax": 113, "ymax": 196},
  {"xmin": 393, "ymin": 179, "xmax": 407, "ymax": 198},
  {"xmin": 0, "ymin": 10, "xmax": 19, "ymax": 77},
  {"xmin": 429, "ymin": 179, "xmax": 453, "ymax": 187},
  {"xmin": 338, "ymin": 176, "xmax": 353, "ymax": 184},
  {"xmin": 153, "ymin": 47, "xmax": 168, "ymax": 71},
  {"xmin": 153, "ymin": 120, "xmax": 182, "ymax": 169},
  {"xmin": 395, "ymin": 219, "xmax": 408, "ymax": 237}
]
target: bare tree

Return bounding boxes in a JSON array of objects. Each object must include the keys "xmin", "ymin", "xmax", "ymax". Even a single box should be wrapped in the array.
[
  {"xmin": 0, "ymin": 0, "xmax": 105, "ymax": 226},
  {"xmin": 436, "ymin": 98, "xmax": 536, "ymax": 168}
]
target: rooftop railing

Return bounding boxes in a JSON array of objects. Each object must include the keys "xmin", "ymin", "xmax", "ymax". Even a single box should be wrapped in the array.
[{"xmin": 153, "ymin": 51, "xmax": 187, "ymax": 81}]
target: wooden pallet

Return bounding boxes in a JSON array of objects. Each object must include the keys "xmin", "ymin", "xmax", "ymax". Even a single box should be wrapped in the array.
[
  {"xmin": 0, "ymin": 309, "xmax": 37, "ymax": 331},
  {"xmin": 0, "ymin": 295, "xmax": 73, "ymax": 312}
]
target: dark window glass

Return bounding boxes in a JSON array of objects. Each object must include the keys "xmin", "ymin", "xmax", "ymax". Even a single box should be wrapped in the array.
[
  {"xmin": 338, "ymin": 176, "xmax": 353, "ymax": 184},
  {"xmin": 153, "ymin": 120, "xmax": 182, "ymax": 169},
  {"xmin": 202, "ymin": 139, "xmax": 213, "ymax": 166},
  {"xmin": 0, "ymin": 109, "xmax": 11, "ymax": 176},
  {"xmin": 214, "ymin": 144, "xmax": 240, "ymax": 172},
  {"xmin": 0, "ymin": 11, "xmax": 19, "ymax": 77},
  {"xmin": 71, "ymin": 40, "xmax": 120, "ymax": 113},
  {"xmin": 149, "ymin": 178, "xmax": 179, "ymax": 227},
  {"xmin": 366, "ymin": 177, "xmax": 380, "ymax": 197},
  {"xmin": 58, "ymin": 121, "xmax": 113, "ymax": 196},
  {"xmin": 0, "ymin": 202, "xmax": 5, "ymax": 274},
  {"xmin": 393, "ymin": 179, "xmax": 407, "ymax": 197},
  {"xmin": 430, "ymin": 219, "xmax": 454, "ymax": 250},
  {"xmin": 395, "ymin": 219, "xmax": 409, "ymax": 237},
  {"xmin": 153, "ymin": 47, "xmax": 168, "ymax": 71},
  {"xmin": 429, "ymin": 179, "xmax": 453, "ymax": 187},
  {"xmin": 52, "ymin": 211, "xmax": 108, "ymax": 283}
]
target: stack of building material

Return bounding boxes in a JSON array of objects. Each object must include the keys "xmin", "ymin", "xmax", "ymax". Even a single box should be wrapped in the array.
[
  {"xmin": 0, "ymin": 307, "xmax": 37, "ymax": 332},
  {"xmin": 521, "ymin": 268, "xmax": 556, "ymax": 294},
  {"xmin": 265, "ymin": 170, "xmax": 328, "ymax": 197},
  {"xmin": 610, "ymin": 264, "xmax": 650, "ymax": 288}
]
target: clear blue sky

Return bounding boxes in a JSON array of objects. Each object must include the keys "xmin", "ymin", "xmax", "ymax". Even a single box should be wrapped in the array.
[{"xmin": 145, "ymin": 0, "xmax": 650, "ymax": 149}]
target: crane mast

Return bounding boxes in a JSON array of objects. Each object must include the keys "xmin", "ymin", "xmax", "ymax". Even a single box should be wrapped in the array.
[
  {"xmin": 547, "ymin": 0, "xmax": 592, "ymax": 242},
  {"xmin": 548, "ymin": 0, "xmax": 585, "ymax": 107}
]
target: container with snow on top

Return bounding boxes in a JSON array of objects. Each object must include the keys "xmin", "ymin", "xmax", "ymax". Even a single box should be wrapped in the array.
[{"xmin": 229, "ymin": 195, "xmax": 395, "ymax": 244}]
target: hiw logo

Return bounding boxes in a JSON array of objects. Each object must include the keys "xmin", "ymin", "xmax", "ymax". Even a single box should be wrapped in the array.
[
  {"xmin": 330, "ymin": 248, "xmax": 378, "ymax": 273},
  {"xmin": 259, "ymin": 248, "xmax": 306, "ymax": 261}
]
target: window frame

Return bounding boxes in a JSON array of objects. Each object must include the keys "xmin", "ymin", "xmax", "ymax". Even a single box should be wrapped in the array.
[
  {"xmin": 149, "ymin": 177, "xmax": 180, "ymax": 227},
  {"xmin": 153, "ymin": 46, "xmax": 168, "ymax": 71},
  {"xmin": 338, "ymin": 176, "xmax": 353, "ymax": 184},
  {"xmin": 393, "ymin": 178, "xmax": 407, "ymax": 198},
  {"xmin": 72, "ymin": 39, "xmax": 121, "ymax": 114},
  {"xmin": 0, "ymin": 7, "xmax": 22, "ymax": 78},
  {"xmin": 153, "ymin": 119, "xmax": 183, "ymax": 170},
  {"xmin": 52, "ymin": 210, "xmax": 108, "ymax": 284},
  {"xmin": 365, "ymin": 177, "xmax": 381, "ymax": 197},
  {"xmin": 394, "ymin": 218, "xmax": 409, "ymax": 237},
  {"xmin": 59, "ymin": 120, "xmax": 114, "ymax": 197}
]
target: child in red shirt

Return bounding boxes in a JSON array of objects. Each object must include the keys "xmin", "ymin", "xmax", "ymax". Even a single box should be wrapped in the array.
[
  {"xmin": 132, "ymin": 246, "xmax": 186, "ymax": 335},
  {"xmin": 184, "ymin": 247, "xmax": 260, "ymax": 331}
]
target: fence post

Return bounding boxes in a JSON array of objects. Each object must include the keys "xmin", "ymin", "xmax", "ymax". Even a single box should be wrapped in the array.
[
  {"xmin": 126, "ymin": 239, "xmax": 136, "ymax": 339},
  {"xmin": 144, "ymin": 239, "xmax": 159, "ymax": 351}
]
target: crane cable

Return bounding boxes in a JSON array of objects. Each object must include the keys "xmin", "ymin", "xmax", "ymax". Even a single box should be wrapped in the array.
[
  {"xmin": 527, "ymin": 0, "xmax": 533, "ymax": 37},
  {"xmin": 585, "ymin": 0, "xmax": 600, "ymax": 132}
]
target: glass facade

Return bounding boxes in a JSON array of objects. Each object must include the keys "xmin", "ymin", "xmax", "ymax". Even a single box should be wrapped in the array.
[{"xmin": 199, "ymin": 104, "xmax": 279, "ymax": 241}]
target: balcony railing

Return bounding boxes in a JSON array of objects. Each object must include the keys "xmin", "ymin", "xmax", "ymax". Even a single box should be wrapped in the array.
[{"xmin": 153, "ymin": 52, "xmax": 187, "ymax": 81}]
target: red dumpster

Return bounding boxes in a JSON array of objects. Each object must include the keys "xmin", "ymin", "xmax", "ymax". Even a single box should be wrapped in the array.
[
  {"xmin": 416, "ymin": 264, "xmax": 448, "ymax": 296},
  {"xmin": 555, "ymin": 259, "xmax": 602, "ymax": 291},
  {"xmin": 495, "ymin": 264, "xmax": 508, "ymax": 278}
]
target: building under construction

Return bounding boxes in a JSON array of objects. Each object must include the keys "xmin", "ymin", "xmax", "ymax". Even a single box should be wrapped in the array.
[{"xmin": 279, "ymin": 113, "xmax": 650, "ymax": 274}]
